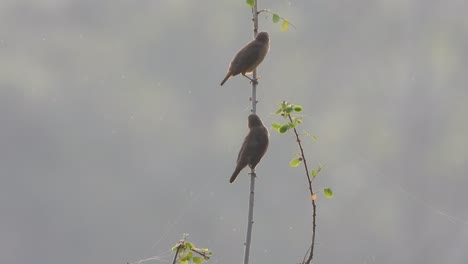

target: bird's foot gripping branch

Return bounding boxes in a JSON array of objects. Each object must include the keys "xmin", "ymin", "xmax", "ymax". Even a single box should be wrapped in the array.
[{"xmin": 242, "ymin": 73, "xmax": 259, "ymax": 85}]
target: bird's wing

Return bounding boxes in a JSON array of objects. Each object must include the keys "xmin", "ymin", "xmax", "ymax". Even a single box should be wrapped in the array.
[
  {"xmin": 230, "ymin": 43, "xmax": 262, "ymax": 75},
  {"xmin": 245, "ymin": 128, "xmax": 269, "ymax": 166},
  {"xmin": 236, "ymin": 137, "xmax": 248, "ymax": 163}
]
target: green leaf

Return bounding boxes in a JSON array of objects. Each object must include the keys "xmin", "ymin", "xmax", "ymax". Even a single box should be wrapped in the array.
[
  {"xmin": 285, "ymin": 107, "xmax": 293, "ymax": 114},
  {"xmin": 279, "ymin": 124, "xmax": 289, "ymax": 133},
  {"xmin": 199, "ymin": 248, "xmax": 212, "ymax": 256},
  {"xmin": 180, "ymin": 260, "xmax": 188, "ymax": 264},
  {"xmin": 290, "ymin": 157, "xmax": 302, "ymax": 167},
  {"xmin": 293, "ymin": 105, "xmax": 303, "ymax": 112},
  {"xmin": 184, "ymin": 242, "xmax": 194, "ymax": 250},
  {"xmin": 181, "ymin": 252, "xmax": 193, "ymax": 261},
  {"xmin": 246, "ymin": 0, "xmax": 255, "ymax": 8},
  {"xmin": 172, "ymin": 244, "xmax": 179, "ymax": 251},
  {"xmin": 293, "ymin": 117, "xmax": 302, "ymax": 124},
  {"xmin": 311, "ymin": 169, "xmax": 317, "ymax": 177},
  {"xmin": 317, "ymin": 163, "xmax": 323, "ymax": 173},
  {"xmin": 281, "ymin": 101, "xmax": 287, "ymax": 110},
  {"xmin": 289, "ymin": 123, "xmax": 297, "ymax": 129},
  {"xmin": 281, "ymin": 20, "xmax": 290, "ymax": 32},
  {"xmin": 272, "ymin": 13, "xmax": 280, "ymax": 23},
  {"xmin": 323, "ymin": 188, "xmax": 333, "ymax": 198},
  {"xmin": 193, "ymin": 257, "xmax": 203, "ymax": 264},
  {"xmin": 311, "ymin": 135, "xmax": 318, "ymax": 141},
  {"xmin": 275, "ymin": 108, "xmax": 282, "ymax": 114},
  {"xmin": 271, "ymin": 122, "xmax": 281, "ymax": 132}
]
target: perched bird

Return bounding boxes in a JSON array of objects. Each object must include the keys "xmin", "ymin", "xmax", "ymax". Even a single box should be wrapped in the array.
[
  {"xmin": 220, "ymin": 32, "xmax": 270, "ymax": 86},
  {"xmin": 230, "ymin": 114, "xmax": 269, "ymax": 183}
]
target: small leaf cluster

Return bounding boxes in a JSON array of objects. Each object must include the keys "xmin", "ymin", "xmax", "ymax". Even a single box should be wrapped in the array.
[
  {"xmin": 172, "ymin": 240, "xmax": 212, "ymax": 264},
  {"xmin": 272, "ymin": 13, "xmax": 291, "ymax": 32},
  {"xmin": 245, "ymin": 1, "xmax": 293, "ymax": 32},
  {"xmin": 271, "ymin": 13, "xmax": 292, "ymax": 32},
  {"xmin": 272, "ymin": 101, "xmax": 303, "ymax": 134},
  {"xmin": 272, "ymin": 101, "xmax": 334, "ymax": 199}
]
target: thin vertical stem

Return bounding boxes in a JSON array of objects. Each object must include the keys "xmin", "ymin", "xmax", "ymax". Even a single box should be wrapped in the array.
[
  {"xmin": 251, "ymin": 1, "xmax": 259, "ymax": 114},
  {"xmin": 243, "ymin": 1, "xmax": 259, "ymax": 264},
  {"xmin": 172, "ymin": 244, "xmax": 181, "ymax": 264},
  {"xmin": 243, "ymin": 171, "xmax": 256, "ymax": 264}
]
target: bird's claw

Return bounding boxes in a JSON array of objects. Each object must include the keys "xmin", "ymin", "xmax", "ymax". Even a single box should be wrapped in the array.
[
  {"xmin": 249, "ymin": 78, "xmax": 259, "ymax": 85},
  {"xmin": 242, "ymin": 74, "xmax": 260, "ymax": 85}
]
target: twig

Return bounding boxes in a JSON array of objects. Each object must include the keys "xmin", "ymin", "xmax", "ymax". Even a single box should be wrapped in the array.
[
  {"xmin": 192, "ymin": 248, "xmax": 211, "ymax": 260},
  {"xmin": 257, "ymin": 9, "xmax": 297, "ymax": 29},
  {"xmin": 172, "ymin": 243, "xmax": 182, "ymax": 264},
  {"xmin": 301, "ymin": 245, "xmax": 311, "ymax": 264},
  {"xmin": 287, "ymin": 115, "xmax": 317, "ymax": 264}
]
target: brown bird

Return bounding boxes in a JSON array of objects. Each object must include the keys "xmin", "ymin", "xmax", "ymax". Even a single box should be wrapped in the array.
[
  {"xmin": 220, "ymin": 32, "xmax": 270, "ymax": 86},
  {"xmin": 230, "ymin": 114, "xmax": 269, "ymax": 183}
]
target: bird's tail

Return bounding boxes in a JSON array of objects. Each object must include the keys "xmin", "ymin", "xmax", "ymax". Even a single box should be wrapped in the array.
[
  {"xmin": 220, "ymin": 73, "xmax": 231, "ymax": 86},
  {"xmin": 229, "ymin": 165, "xmax": 243, "ymax": 183}
]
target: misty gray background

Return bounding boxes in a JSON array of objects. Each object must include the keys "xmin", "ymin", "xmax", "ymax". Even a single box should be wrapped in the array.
[{"xmin": 1, "ymin": 0, "xmax": 467, "ymax": 263}]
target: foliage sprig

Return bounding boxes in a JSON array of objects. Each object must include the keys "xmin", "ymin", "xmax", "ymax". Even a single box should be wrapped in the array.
[
  {"xmin": 171, "ymin": 235, "xmax": 212, "ymax": 264},
  {"xmin": 272, "ymin": 101, "xmax": 333, "ymax": 264}
]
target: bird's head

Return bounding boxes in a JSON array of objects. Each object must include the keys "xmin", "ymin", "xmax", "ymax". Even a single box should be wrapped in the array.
[{"xmin": 248, "ymin": 114, "xmax": 264, "ymax": 128}]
